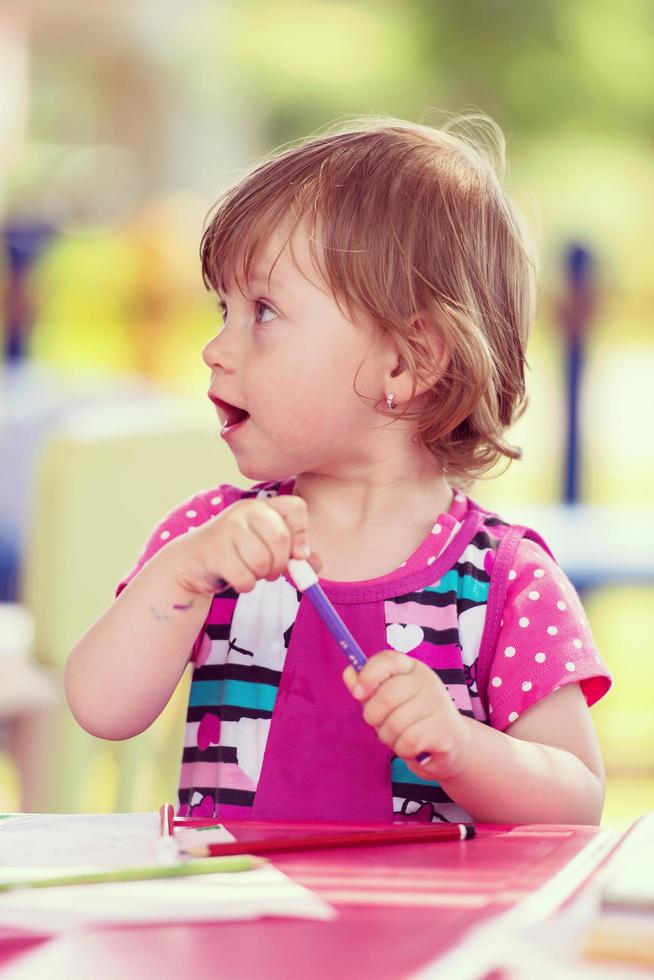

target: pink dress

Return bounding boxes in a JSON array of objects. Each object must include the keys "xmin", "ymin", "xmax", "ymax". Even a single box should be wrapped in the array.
[{"xmin": 118, "ymin": 479, "xmax": 611, "ymax": 823}]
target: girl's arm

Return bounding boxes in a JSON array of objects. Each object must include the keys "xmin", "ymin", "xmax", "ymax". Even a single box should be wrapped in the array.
[
  {"xmin": 344, "ymin": 653, "xmax": 606, "ymax": 825},
  {"xmin": 66, "ymin": 493, "xmax": 318, "ymax": 742},
  {"xmin": 438, "ymin": 683, "xmax": 605, "ymax": 824},
  {"xmin": 65, "ymin": 541, "xmax": 212, "ymax": 741}
]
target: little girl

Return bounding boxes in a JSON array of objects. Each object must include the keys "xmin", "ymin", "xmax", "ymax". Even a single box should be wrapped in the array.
[{"xmin": 66, "ymin": 114, "xmax": 611, "ymax": 826}]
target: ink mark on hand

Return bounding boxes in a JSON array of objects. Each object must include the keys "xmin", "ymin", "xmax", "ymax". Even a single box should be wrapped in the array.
[
  {"xmin": 149, "ymin": 604, "xmax": 171, "ymax": 623},
  {"xmin": 173, "ymin": 600, "xmax": 195, "ymax": 611}
]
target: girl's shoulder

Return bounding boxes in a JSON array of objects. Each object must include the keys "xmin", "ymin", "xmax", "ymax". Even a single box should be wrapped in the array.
[
  {"xmin": 472, "ymin": 520, "xmax": 612, "ymax": 730},
  {"xmin": 141, "ymin": 477, "xmax": 294, "ymax": 543},
  {"xmin": 116, "ymin": 479, "xmax": 293, "ymax": 596},
  {"xmin": 463, "ymin": 493, "xmax": 597, "ymax": 643}
]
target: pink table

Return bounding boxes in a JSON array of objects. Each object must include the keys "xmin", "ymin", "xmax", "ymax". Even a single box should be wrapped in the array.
[{"xmin": 0, "ymin": 821, "xmax": 618, "ymax": 979}]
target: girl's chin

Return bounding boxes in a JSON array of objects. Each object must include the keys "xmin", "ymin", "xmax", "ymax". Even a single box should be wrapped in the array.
[{"xmin": 236, "ymin": 460, "xmax": 296, "ymax": 483}]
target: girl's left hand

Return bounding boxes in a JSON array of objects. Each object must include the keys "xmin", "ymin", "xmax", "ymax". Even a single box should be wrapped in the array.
[{"xmin": 343, "ymin": 650, "xmax": 472, "ymax": 781}]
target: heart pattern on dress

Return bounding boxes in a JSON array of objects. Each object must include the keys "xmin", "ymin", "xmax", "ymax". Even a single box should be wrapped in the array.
[
  {"xmin": 197, "ymin": 712, "xmax": 220, "ymax": 751},
  {"xmin": 387, "ymin": 623, "xmax": 425, "ymax": 653},
  {"xmin": 190, "ymin": 793, "xmax": 215, "ymax": 818}
]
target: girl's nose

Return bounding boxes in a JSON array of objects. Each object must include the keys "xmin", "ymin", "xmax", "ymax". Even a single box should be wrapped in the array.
[{"xmin": 202, "ymin": 330, "xmax": 226, "ymax": 368}]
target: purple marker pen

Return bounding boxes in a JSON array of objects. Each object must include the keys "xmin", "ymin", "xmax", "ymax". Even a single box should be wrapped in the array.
[{"xmin": 287, "ymin": 559, "xmax": 430, "ymax": 765}]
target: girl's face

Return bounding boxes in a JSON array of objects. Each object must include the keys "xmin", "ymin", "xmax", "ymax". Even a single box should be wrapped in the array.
[{"xmin": 202, "ymin": 223, "xmax": 394, "ymax": 482}]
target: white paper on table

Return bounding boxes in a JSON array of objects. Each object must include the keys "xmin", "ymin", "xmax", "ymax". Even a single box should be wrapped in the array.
[
  {"xmin": 0, "ymin": 864, "xmax": 335, "ymax": 933},
  {"xmin": 0, "ymin": 812, "xmax": 233, "ymax": 869},
  {"xmin": 0, "ymin": 812, "xmax": 335, "ymax": 932}
]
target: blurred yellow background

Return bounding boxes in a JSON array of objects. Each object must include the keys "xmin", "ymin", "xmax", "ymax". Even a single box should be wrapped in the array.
[{"xmin": 0, "ymin": 0, "xmax": 652, "ymax": 830}]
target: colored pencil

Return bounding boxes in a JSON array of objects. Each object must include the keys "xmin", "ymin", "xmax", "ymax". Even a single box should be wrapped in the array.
[
  {"xmin": 185, "ymin": 823, "xmax": 476, "ymax": 858},
  {"xmin": 0, "ymin": 856, "xmax": 266, "ymax": 892},
  {"xmin": 287, "ymin": 558, "xmax": 431, "ymax": 763}
]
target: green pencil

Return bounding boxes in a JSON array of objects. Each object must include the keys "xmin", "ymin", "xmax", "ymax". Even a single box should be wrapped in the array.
[{"xmin": 0, "ymin": 856, "xmax": 265, "ymax": 892}]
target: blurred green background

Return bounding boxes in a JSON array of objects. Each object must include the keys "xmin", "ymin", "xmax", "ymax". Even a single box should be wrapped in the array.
[{"xmin": 0, "ymin": 0, "xmax": 652, "ymax": 828}]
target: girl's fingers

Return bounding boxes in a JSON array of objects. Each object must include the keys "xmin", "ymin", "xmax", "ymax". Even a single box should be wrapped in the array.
[
  {"xmin": 392, "ymin": 716, "xmax": 440, "ymax": 763},
  {"xmin": 264, "ymin": 495, "xmax": 315, "ymax": 559},
  {"xmin": 361, "ymin": 672, "xmax": 421, "ymax": 730},
  {"xmin": 375, "ymin": 700, "xmax": 435, "ymax": 752},
  {"xmin": 227, "ymin": 537, "xmax": 265, "ymax": 592},
  {"xmin": 307, "ymin": 549, "xmax": 322, "ymax": 573},
  {"xmin": 251, "ymin": 498, "xmax": 322, "ymax": 577},
  {"xmin": 343, "ymin": 665, "xmax": 358, "ymax": 692},
  {"xmin": 342, "ymin": 649, "xmax": 463, "ymax": 773},
  {"xmin": 345, "ymin": 649, "xmax": 415, "ymax": 701},
  {"xmin": 245, "ymin": 506, "xmax": 293, "ymax": 578},
  {"xmin": 233, "ymin": 499, "xmax": 320, "ymax": 585}
]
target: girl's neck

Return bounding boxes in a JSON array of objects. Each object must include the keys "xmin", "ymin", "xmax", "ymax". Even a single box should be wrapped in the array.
[
  {"xmin": 293, "ymin": 474, "xmax": 453, "ymax": 582},
  {"xmin": 292, "ymin": 469, "xmax": 454, "ymax": 536}
]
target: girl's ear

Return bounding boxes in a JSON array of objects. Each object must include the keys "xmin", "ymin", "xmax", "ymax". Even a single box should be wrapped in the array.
[{"xmin": 389, "ymin": 317, "xmax": 450, "ymax": 400}]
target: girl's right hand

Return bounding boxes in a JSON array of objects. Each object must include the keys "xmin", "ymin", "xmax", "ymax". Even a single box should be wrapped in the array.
[{"xmin": 167, "ymin": 495, "xmax": 321, "ymax": 597}]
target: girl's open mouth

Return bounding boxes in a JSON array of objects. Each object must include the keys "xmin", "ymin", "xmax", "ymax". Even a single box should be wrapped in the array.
[
  {"xmin": 208, "ymin": 393, "xmax": 250, "ymax": 439},
  {"xmin": 220, "ymin": 411, "xmax": 249, "ymax": 439}
]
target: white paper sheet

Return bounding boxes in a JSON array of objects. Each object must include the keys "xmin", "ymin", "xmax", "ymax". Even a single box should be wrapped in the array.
[
  {"xmin": 0, "ymin": 812, "xmax": 335, "ymax": 932},
  {"xmin": 0, "ymin": 811, "xmax": 233, "ymax": 869}
]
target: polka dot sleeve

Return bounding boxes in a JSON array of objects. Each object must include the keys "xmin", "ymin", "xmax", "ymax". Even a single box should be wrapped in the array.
[
  {"xmin": 485, "ymin": 537, "xmax": 612, "ymax": 731},
  {"xmin": 115, "ymin": 485, "xmax": 240, "ymax": 598}
]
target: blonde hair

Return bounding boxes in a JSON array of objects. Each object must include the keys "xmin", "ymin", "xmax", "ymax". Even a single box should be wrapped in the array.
[{"xmin": 200, "ymin": 113, "xmax": 538, "ymax": 488}]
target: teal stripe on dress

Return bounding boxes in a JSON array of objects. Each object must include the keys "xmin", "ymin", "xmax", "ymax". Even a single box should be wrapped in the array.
[
  {"xmin": 391, "ymin": 757, "xmax": 441, "ymax": 788},
  {"xmin": 425, "ymin": 569, "xmax": 489, "ymax": 602},
  {"xmin": 189, "ymin": 679, "xmax": 278, "ymax": 711}
]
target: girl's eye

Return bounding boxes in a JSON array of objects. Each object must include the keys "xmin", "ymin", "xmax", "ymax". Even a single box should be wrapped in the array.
[
  {"xmin": 255, "ymin": 300, "xmax": 277, "ymax": 324},
  {"xmin": 216, "ymin": 299, "xmax": 277, "ymax": 325}
]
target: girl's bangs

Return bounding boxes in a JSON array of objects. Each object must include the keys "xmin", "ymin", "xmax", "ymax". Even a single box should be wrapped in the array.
[{"xmin": 201, "ymin": 181, "xmax": 315, "ymax": 299}]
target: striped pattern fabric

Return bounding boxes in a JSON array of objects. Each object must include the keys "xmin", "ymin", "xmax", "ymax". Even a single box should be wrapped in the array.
[
  {"xmin": 386, "ymin": 527, "xmax": 500, "ymax": 823},
  {"xmin": 179, "ymin": 483, "xmax": 300, "ymax": 818},
  {"xmin": 118, "ymin": 476, "xmax": 610, "ymax": 824},
  {"xmin": 178, "ymin": 483, "xmax": 509, "ymax": 823}
]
